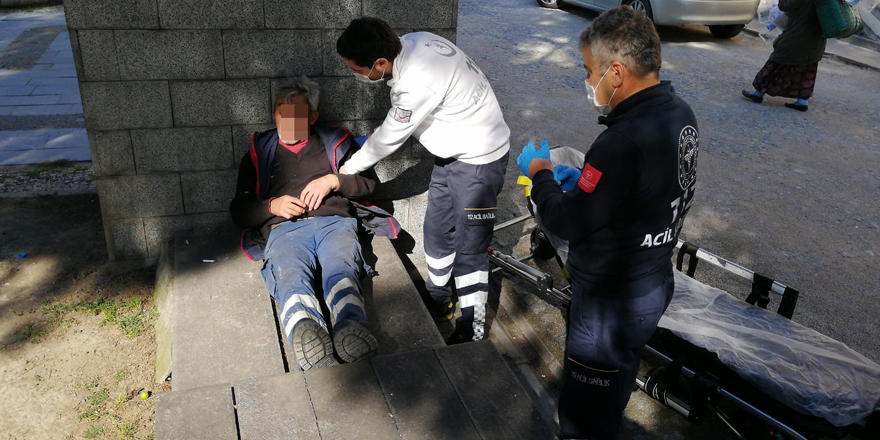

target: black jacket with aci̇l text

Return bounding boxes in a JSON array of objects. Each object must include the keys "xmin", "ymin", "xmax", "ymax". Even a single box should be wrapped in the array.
[{"xmin": 532, "ymin": 81, "xmax": 699, "ymax": 293}]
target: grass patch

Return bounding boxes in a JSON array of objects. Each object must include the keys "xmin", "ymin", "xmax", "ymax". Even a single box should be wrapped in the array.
[
  {"xmin": 114, "ymin": 392, "xmax": 129, "ymax": 407},
  {"xmin": 78, "ymin": 387, "xmax": 109, "ymax": 421},
  {"xmin": 22, "ymin": 168, "xmax": 45, "ymax": 179},
  {"xmin": 84, "ymin": 426, "xmax": 102, "ymax": 439},
  {"xmin": 33, "ymin": 296, "xmax": 157, "ymax": 342},
  {"xmin": 115, "ymin": 370, "xmax": 129, "ymax": 384},
  {"xmin": 12, "ymin": 322, "xmax": 49, "ymax": 344},
  {"xmin": 119, "ymin": 422, "xmax": 136, "ymax": 438}
]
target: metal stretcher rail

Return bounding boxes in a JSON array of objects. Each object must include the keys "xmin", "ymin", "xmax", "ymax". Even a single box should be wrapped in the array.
[
  {"xmin": 674, "ymin": 241, "xmax": 795, "ymax": 298},
  {"xmin": 639, "ymin": 345, "xmax": 810, "ymax": 440}
]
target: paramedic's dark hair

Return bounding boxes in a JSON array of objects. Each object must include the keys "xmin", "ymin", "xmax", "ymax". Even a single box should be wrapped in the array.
[
  {"xmin": 579, "ymin": 6, "xmax": 662, "ymax": 78},
  {"xmin": 337, "ymin": 17, "xmax": 403, "ymax": 68}
]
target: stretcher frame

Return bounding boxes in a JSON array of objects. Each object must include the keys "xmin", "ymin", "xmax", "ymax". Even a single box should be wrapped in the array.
[{"xmin": 489, "ymin": 184, "xmax": 879, "ymax": 440}]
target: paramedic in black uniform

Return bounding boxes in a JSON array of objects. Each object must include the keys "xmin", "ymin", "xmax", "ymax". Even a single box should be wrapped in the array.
[{"xmin": 516, "ymin": 7, "xmax": 700, "ymax": 440}]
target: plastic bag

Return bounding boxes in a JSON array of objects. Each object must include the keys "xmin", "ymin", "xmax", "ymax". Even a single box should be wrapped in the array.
[
  {"xmin": 771, "ymin": 6, "xmax": 789, "ymax": 29},
  {"xmin": 660, "ymin": 271, "xmax": 880, "ymax": 427},
  {"xmin": 758, "ymin": 2, "xmax": 786, "ymax": 42}
]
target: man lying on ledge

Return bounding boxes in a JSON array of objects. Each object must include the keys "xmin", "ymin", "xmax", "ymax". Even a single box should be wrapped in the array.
[{"xmin": 230, "ymin": 76, "xmax": 398, "ymax": 370}]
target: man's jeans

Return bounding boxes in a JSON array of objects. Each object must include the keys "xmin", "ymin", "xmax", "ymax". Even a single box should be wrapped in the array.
[{"xmin": 260, "ymin": 216, "xmax": 368, "ymax": 349}]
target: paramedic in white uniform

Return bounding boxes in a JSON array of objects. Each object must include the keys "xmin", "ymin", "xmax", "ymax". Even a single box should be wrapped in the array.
[{"xmin": 336, "ymin": 17, "xmax": 510, "ymax": 344}]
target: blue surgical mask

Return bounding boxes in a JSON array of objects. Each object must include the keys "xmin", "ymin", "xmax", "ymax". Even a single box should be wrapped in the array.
[{"xmin": 354, "ymin": 60, "xmax": 387, "ymax": 84}]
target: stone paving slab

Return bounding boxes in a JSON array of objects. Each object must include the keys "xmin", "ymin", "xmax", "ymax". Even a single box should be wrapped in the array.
[
  {"xmin": 8, "ymin": 103, "xmax": 80, "ymax": 115},
  {"xmin": 372, "ymin": 348, "xmax": 481, "ymax": 440},
  {"xmin": 155, "ymin": 383, "xmax": 239, "ymax": 440},
  {"xmin": 305, "ymin": 361, "xmax": 400, "ymax": 440},
  {"xmin": 436, "ymin": 340, "xmax": 556, "ymax": 440},
  {"xmin": 171, "ymin": 228, "xmax": 285, "ymax": 391},
  {"xmin": 0, "ymin": 7, "xmax": 87, "ymax": 164},
  {"xmin": 234, "ymin": 373, "xmax": 321, "ymax": 440},
  {"xmin": 0, "ymin": 128, "xmax": 88, "ymax": 164},
  {"xmin": 366, "ymin": 236, "xmax": 446, "ymax": 356}
]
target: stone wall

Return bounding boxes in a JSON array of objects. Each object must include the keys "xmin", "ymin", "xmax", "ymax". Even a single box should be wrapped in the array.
[{"xmin": 62, "ymin": 0, "xmax": 457, "ymax": 261}]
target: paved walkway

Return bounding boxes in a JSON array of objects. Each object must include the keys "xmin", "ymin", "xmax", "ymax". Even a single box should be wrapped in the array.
[{"xmin": 0, "ymin": 6, "xmax": 88, "ymax": 166}]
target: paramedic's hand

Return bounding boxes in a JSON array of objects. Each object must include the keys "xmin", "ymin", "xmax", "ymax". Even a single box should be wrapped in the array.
[
  {"xmin": 516, "ymin": 140, "xmax": 551, "ymax": 177},
  {"xmin": 301, "ymin": 174, "xmax": 340, "ymax": 211},
  {"xmin": 338, "ymin": 165, "xmax": 350, "ymax": 175},
  {"xmin": 554, "ymin": 165, "xmax": 580, "ymax": 191},
  {"xmin": 270, "ymin": 196, "xmax": 307, "ymax": 220}
]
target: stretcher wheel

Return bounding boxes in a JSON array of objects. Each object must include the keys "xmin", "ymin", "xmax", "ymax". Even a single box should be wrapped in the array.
[{"xmin": 530, "ymin": 228, "xmax": 556, "ymax": 260}]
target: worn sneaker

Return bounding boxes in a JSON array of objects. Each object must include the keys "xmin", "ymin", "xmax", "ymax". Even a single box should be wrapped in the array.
[
  {"xmin": 291, "ymin": 318, "xmax": 337, "ymax": 371},
  {"xmin": 429, "ymin": 301, "xmax": 455, "ymax": 322},
  {"xmin": 333, "ymin": 320, "xmax": 379, "ymax": 363}
]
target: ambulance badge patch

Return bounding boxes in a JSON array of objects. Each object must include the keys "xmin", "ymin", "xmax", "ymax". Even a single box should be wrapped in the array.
[
  {"xmin": 393, "ymin": 107, "xmax": 412, "ymax": 124},
  {"xmin": 678, "ymin": 125, "xmax": 699, "ymax": 190},
  {"xmin": 577, "ymin": 163, "xmax": 602, "ymax": 194}
]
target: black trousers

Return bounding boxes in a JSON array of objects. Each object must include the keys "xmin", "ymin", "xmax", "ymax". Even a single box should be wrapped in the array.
[
  {"xmin": 423, "ymin": 153, "xmax": 508, "ymax": 340},
  {"xmin": 558, "ymin": 271, "xmax": 675, "ymax": 440}
]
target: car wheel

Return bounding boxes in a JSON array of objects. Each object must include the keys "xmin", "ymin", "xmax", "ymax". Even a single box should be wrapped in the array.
[
  {"xmin": 536, "ymin": 0, "xmax": 566, "ymax": 9},
  {"xmin": 627, "ymin": 0, "xmax": 654, "ymax": 21},
  {"xmin": 708, "ymin": 24, "xmax": 745, "ymax": 39}
]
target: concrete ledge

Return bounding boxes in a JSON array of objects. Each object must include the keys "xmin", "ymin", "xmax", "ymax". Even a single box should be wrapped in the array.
[
  {"xmin": 171, "ymin": 228, "xmax": 285, "ymax": 391},
  {"xmin": 372, "ymin": 349, "xmax": 480, "ymax": 440},
  {"xmin": 234, "ymin": 374, "xmax": 320, "ymax": 440},
  {"xmin": 366, "ymin": 236, "xmax": 446, "ymax": 356},
  {"xmin": 305, "ymin": 361, "xmax": 400, "ymax": 439},
  {"xmin": 155, "ymin": 384, "xmax": 238, "ymax": 440},
  {"xmin": 154, "ymin": 242, "xmax": 174, "ymax": 383},
  {"xmin": 436, "ymin": 341, "xmax": 556, "ymax": 440}
]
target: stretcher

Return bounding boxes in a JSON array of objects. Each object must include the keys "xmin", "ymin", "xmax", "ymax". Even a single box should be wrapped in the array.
[{"xmin": 489, "ymin": 147, "xmax": 880, "ymax": 440}]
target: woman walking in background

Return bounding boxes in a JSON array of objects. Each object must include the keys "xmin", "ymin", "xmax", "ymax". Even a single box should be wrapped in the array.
[{"xmin": 742, "ymin": 0, "xmax": 827, "ymax": 112}]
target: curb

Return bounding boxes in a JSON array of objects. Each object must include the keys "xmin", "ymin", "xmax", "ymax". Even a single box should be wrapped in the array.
[{"xmin": 741, "ymin": 26, "xmax": 880, "ymax": 72}]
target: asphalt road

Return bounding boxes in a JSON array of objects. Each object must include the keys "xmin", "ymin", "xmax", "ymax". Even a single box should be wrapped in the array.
[{"xmin": 457, "ymin": 0, "xmax": 880, "ymax": 437}]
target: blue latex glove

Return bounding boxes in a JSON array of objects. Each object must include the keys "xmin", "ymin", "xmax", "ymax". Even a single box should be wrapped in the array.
[
  {"xmin": 354, "ymin": 135, "xmax": 369, "ymax": 147},
  {"xmin": 516, "ymin": 140, "xmax": 551, "ymax": 176},
  {"xmin": 554, "ymin": 165, "xmax": 581, "ymax": 191}
]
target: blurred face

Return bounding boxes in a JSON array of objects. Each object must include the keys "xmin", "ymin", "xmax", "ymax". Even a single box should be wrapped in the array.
[{"xmin": 274, "ymin": 94, "xmax": 317, "ymax": 142}]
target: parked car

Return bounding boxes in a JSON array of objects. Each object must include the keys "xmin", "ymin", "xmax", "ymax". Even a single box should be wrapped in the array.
[{"xmin": 536, "ymin": 0, "xmax": 759, "ymax": 38}]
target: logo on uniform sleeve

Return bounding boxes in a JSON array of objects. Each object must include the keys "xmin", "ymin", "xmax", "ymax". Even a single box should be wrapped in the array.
[
  {"xmin": 678, "ymin": 125, "xmax": 699, "ymax": 190},
  {"xmin": 393, "ymin": 107, "xmax": 412, "ymax": 124},
  {"xmin": 577, "ymin": 163, "xmax": 603, "ymax": 194}
]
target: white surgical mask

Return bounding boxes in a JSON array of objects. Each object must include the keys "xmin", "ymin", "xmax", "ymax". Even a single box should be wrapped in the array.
[
  {"xmin": 584, "ymin": 66, "xmax": 617, "ymax": 116},
  {"xmin": 354, "ymin": 60, "xmax": 387, "ymax": 84}
]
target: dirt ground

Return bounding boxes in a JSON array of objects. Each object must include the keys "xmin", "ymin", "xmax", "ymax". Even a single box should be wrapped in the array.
[{"xmin": 0, "ymin": 194, "xmax": 166, "ymax": 440}]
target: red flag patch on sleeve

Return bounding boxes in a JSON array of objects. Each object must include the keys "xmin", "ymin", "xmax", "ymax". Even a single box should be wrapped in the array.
[{"xmin": 577, "ymin": 163, "xmax": 603, "ymax": 194}]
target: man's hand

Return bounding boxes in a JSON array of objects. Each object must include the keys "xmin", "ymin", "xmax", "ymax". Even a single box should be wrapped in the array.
[
  {"xmin": 300, "ymin": 174, "xmax": 340, "ymax": 211},
  {"xmin": 270, "ymin": 195, "xmax": 308, "ymax": 220},
  {"xmin": 338, "ymin": 165, "xmax": 350, "ymax": 175},
  {"xmin": 554, "ymin": 165, "xmax": 581, "ymax": 191},
  {"xmin": 516, "ymin": 140, "xmax": 551, "ymax": 177}
]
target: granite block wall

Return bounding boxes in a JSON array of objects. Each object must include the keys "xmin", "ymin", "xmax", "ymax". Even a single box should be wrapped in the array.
[{"xmin": 62, "ymin": 0, "xmax": 457, "ymax": 260}]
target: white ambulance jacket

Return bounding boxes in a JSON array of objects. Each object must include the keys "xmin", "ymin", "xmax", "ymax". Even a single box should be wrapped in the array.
[{"xmin": 342, "ymin": 32, "xmax": 511, "ymax": 174}]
